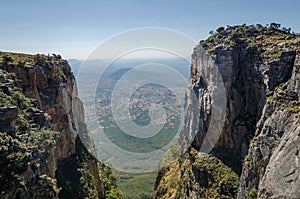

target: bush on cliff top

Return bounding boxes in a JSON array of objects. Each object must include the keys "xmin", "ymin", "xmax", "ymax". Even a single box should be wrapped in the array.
[{"xmin": 200, "ymin": 23, "xmax": 300, "ymax": 52}]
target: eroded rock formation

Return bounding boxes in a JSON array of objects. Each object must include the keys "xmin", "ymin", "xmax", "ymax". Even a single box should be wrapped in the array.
[
  {"xmin": 154, "ymin": 24, "xmax": 300, "ymax": 199},
  {"xmin": 0, "ymin": 53, "xmax": 121, "ymax": 199}
]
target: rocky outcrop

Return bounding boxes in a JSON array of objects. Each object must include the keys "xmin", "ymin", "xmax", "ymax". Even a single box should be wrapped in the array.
[
  {"xmin": 238, "ymin": 55, "xmax": 300, "ymax": 198},
  {"xmin": 5, "ymin": 58, "xmax": 79, "ymax": 159},
  {"xmin": 0, "ymin": 52, "xmax": 121, "ymax": 199},
  {"xmin": 154, "ymin": 148, "xmax": 239, "ymax": 199},
  {"xmin": 0, "ymin": 106, "xmax": 18, "ymax": 134},
  {"xmin": 154, "ymin": 24, "xmax": 300, "ymax": 199},
  {"xmin": 181, "ymin": 39, "xmax": 266, "ymax": 174}
]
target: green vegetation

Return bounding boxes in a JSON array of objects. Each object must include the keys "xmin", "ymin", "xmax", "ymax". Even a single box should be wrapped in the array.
[
  {"xmin": 0, "ymin": 91, "xmax": 13, "ymax": 107},
  {"xmin": 106, "ymin": 188, "xmax": 124, "ymax": 199},
  {"xmin": 78, "ymin": 164, "xmax": 98, "ymax": 199},
  {"xmin": 0, "ymin": 52, "xmax": 35, "ymax": 66},
  {"xmin": 9, "ymin": 90, "xmax": 37, "ymax": 108},
  {"xmin": 32, "ymin": 174, "xmax": 60, "ymax": 198},
  {"xmin": 0, "ymin": 133, "xmax": 28, "ymax": 193},
  {"xmin": 2, "ymin": 55, "xmax": 14, "ymax": 65},
  {"xmin": 193, "ymin": 153, "xmax": 240, "ymax": 198},
  {"xmin": 199, "ymin": 23, "xmax": 300, "ymax": 58},
  {"xmin": 0, "ymin": 70, "xmax": 36, "ymax": 108},
  {"xmin": 0, "ymin": 129, "xmax": 60, "ymax": 198},
  {"xmin": 155, "ymin": 151, "xmax": 240, "ymax": 199},
  {"xmin": 153, "ymin": 159, "xmax": 181, "ymax": 199},
  {"xmin": 0, "ymin": 89, "xmax": 37, "ymax": 108},
  {"xmin": 34, "ymin": 54, "xmax": 49, "ymax": 67},
  {"xmin": 0, "ymin": 51, "xmax": 64, "ymax": 67},
  {"xmin": 27, "ymin": 129, "xmax": 60, "ymax": 157},
  {"xmin": 289, "ymin": 103, "xmax": 300, "ymax": 113},
  {"xmin": 114, "ymin": 170, "xmax": 157, "ymax": 199},
  {"xmin": 57, "ymin": 66, "xmax": 67, "ymax": 80},
  {"xmin": 247, "ymin": 188, "xmax": 258, "ymax": 198},
  {"xmin": 15, "ymin": 114, "xmax": 31, "ymax": 134},
  {"xmin": 159, "ymin": 140, "xmax": 181, "ymax": 168},
  {"xmin": 75, "ymin": 143, "xmax": 102, "ymax": 198},
  {"xmin": 99, "ymin": 163, "xmax": 123, "ymax": 198},
  {"xmin": 103, "ymin": 116, "xmax": 180, "ymax": 153},
  {"xmin": 75, "ymin": 146, "xmax": 122, "ymax": 199}
]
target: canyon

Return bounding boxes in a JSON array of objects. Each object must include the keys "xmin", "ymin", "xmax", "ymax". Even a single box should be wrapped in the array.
[{"xmin": 1, "ymin": 23, "xmax": 300, "ymax": 199}]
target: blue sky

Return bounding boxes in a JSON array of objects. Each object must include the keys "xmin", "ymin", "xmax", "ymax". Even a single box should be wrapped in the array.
[{"xmin": 1, "ymin": 0, "xmax": 299, "ymax": 59}]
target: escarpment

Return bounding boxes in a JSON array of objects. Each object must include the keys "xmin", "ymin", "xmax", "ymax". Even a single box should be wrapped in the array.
[
  {"xmin": 237, "ymin": 54, "xmax": 300, "ymax": 198},
  {"xmin": 154, "ymin": 24, "xmax": 300, "ymax": 199},
  {"xmin": 0, "ymin": 52, "xmax": 121, "ymax": 199}
]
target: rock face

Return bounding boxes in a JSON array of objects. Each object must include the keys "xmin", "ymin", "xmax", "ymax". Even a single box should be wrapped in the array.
[
  {"xmin": 0, "ymin": 106, "xmax": 18, "ymax": 134},
  {"xmin": 5, "ymin": 58, "xmax": 79, "ymax": 159},
  {"xmin": 154, "ymin": 24, "xmax": 300, "ymax": 199},
  {"xmin": 238, "ymin": 55, "xmax": 300, "ymax": 198},
  {"xmin": 0, "ymin": 53, "xmax": 121, "ymax": 199},
  {"xmin": 181, "ymin": 40, "xmax": 266, "ymax": 174}
]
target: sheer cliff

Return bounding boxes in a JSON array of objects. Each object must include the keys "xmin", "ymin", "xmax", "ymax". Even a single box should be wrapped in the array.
[
  {"xmin": 154, "ymin": 24, "xmax": 300, "ymax": 199},
  {"xmin": 0, "ymin": 52, "xmax": 121, "ymax": 199}
]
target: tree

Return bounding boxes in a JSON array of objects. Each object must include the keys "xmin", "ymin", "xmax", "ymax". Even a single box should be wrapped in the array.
[
  {"xmin": 52, "ymin": 54, "xmax": 62, "ymax": 60},
  {"xmin": 216, "ymin": 26, "xmax": 225, "ymax": 33},
  {"xmin": 270, "ymin": 22, "xmax": 281, "ymax": 30},
  {"xmin": 282, "ymin": 27, "xmax": 291, "ymax": 33}
]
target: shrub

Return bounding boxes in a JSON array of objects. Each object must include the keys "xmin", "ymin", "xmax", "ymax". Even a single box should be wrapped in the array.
[
  {"xmin": 216, "ymin": 26, "xmax": 225, "ymax": 33},
  {"xmin": 78, "ymin": 166, "xmax": 98, "ymax": 199},
  {"xmin": 0, "ymin": 133, "xmax": 28, "ymax": 193},
  {"xmin": 34, "ymin": 54, "xmax": 48, "ymax": 67},
  {"xmin": 270, "ymin": 22, "xmax": 281, "ymax": 30},
  {"xmin": 106, "ymin": 188, "xmax": 123, "ymax": 199},
  {"xmin": 247, "ymin": 188, "xmax": 258, "ymax": 198},
  {"xmin": 57, "ymin": 67, "xmax": 67, "ymax": 80},
  {"xmin": 9, "ymin": 90, "xmax": 37, "ymax": 108},
  {"xmin": 2, "ymin": 55, "xmax": 14, "ymax": 65},
  {"xmin": 32, "ymin": 174, "xmax": 60, "ymax": 198}
]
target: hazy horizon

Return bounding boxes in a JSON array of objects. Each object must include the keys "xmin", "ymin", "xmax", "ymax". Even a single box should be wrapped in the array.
[{"xmin": 1, "ymin": 0, "xmax": 300, "ymax": 59}]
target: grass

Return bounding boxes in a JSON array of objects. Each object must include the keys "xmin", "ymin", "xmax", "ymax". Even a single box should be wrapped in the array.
[
  {"xmin": 0, "ymin": 51, "xmax": 35, "ymax": 66},
  {"xmin": 0, "ymin": 51, "xmax": 63, "ymax": 67},
  {"xmin": 153, "ymin": 159, "xmax": 181, "ymax": 199},
  {"xmin": 113, "ymin": 170, "xmax": 157, "ymax": 199},
  {"xmin": 103, "ymin": 116, "xmax": 180, "ymax": 153}
]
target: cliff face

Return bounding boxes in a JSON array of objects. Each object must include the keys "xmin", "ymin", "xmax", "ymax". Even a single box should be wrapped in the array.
[
  {"xmin": 4, "ymin": 55, "xmax": 79, "ymax": 159},
  {"xmin": 0, "ymin": 53, "xmax": 121, "ymax": 199},
  {"xmin": 238, "ymin": 54, "xmax": 300, "ymax": 198},
  {"xmin": 154, "ymin": 24, "xmax": 300, "ymax": 199},
  {"xmin": 180, "ymin": 40, "xmax": 266, "ymax": 174}
]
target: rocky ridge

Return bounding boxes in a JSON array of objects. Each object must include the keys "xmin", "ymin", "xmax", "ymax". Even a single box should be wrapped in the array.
[
  {"xmin": 0, "ymin": 52, "xmax": 122, "ymax": 199},
  {"xmin": 154, "ymin": 24, "xmax": 300, "ymax": 198}
]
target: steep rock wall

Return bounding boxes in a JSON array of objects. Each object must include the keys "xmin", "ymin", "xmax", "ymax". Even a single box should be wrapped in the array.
[
  {"xmin": 5, "ymin": 60, "xmax": 78, "ymax": 159},
  {"xmin": 0, "ymin": 53, "xmax": 120, "ymax": 199},
  {"xmin": 154, "ymin": 24, "xmax": 300, "ymax": 199},
  {"xmin": 238, "ymin": 54, "xmax": 300, "ymax": 198},
  {"xmin": 180, "ymin": 42, "xmax": 266, "ymax": 174}
]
